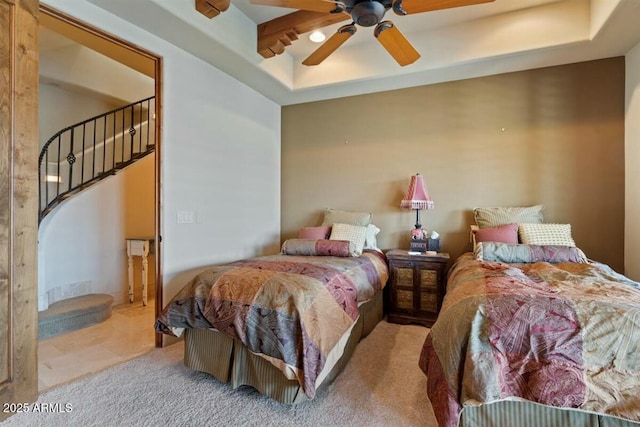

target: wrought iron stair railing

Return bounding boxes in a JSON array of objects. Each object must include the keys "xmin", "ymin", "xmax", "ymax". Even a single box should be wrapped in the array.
[{"xmin": 38, "ymin": 96, "xmax": 155, "ymax": 223}]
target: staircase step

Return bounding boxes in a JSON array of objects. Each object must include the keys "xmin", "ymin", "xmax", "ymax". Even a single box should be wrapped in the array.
[{"xmin": 38, "ymin": 293, "xmax": 114, "ymax": 339}]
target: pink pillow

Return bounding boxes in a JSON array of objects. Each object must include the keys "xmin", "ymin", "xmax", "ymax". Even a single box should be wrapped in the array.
[
  {"xmin": 299, "ymin": 226, "xmax": 331, "ymax": 240},
  {"xmin": 473, "ymin": 223, "xmax": 518, "ymax": 244}
]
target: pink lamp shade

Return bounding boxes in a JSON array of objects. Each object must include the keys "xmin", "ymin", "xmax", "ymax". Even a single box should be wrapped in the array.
[{"xmin": 401, "ymin": 173, "xmax": 434, "ymax": 210}]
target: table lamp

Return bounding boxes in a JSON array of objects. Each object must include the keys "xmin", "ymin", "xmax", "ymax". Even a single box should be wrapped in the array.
[{"xmin": 401, "ymin": 173, "xmax": 435, "ymax": 251}]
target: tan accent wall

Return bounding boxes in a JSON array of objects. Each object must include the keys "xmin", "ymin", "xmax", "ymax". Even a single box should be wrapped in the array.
[
  {"xmin": 626, "ymin": 43, "xmax": 640, "ymax": 281},
  {"xmin": 282, "ymin": 58, "xmax": 625, "ymax": 272}
]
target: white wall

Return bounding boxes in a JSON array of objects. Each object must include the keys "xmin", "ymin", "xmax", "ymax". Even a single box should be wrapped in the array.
[
  {"xmin": 38, "ymin": 83, "xmax": 122, "ymax": 309},
  {"xmin": 42, "ymin": 1, "xmax": 281, "ymax": 310},
  {"xmin": 626, "ymin": 41, "xmax": 640, "ymax": 281},
  {"xmin": 39, "ymin": 83, "xmax": 122, "ymax": 149},
  {"xmin": 38, "ymin": 152, "xmax": 157, "ymax": 309},
  {"xmin": 38, "ymin": 173, "xmax": 128, "ymax": 307},
  {"xmin": 40, "ymin": 43, "xmax": 154, "ymax": 104}
]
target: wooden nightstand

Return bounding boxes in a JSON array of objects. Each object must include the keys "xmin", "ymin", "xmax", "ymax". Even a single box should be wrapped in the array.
[{"xmin": 386, "ymin": 249, "xmax": 450, "ymax": 327}]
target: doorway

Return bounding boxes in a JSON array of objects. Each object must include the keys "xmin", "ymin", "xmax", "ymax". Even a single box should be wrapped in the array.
[{"xmin": 37, "ymin": 5, "xmax": 163, "ymax": 389}]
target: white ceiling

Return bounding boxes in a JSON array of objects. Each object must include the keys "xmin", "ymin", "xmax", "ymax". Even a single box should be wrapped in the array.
[{"xmin": 82, "ymin": 0, "xmax": 640, "ymax": 105}]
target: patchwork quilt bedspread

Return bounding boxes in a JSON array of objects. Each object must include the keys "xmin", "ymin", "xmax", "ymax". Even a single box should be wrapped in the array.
[
  {"xmin": 155, "ymin": 251, "xmax": 388, "ymax": 398},
  {"xmin": 419, "ymin": 253, "xmax": 640, "ymax": 427}
]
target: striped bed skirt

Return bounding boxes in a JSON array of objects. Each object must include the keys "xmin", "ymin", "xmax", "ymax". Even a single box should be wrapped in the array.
[
  {"xmin": 461, "ymin": 400, "xmax": 640, "ymax": 427},
  {"xmin": 183, "ymin": 291, "xmax": 384, "ymax": 404}
]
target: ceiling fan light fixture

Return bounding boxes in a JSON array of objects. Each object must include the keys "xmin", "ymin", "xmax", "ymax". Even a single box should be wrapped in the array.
[
  {"xmin": 247, "ymin": 0, "xmax": 494, "ymax": 65},
  {"xmin": 351, "ymin": 0, "xmax": 386, "ymax": 27},
  {"xmin": 309, "ymin": 30, "xmax": 326, "ymax": 43}
]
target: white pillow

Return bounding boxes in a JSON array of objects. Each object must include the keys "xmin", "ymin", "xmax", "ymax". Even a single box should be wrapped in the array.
[
  {"xmin": 364, "ymin": 224, "xmax": 380, "ymax": 250},
  {"xmin": 330, "ymin": 223, "xmax": 367, "ymax": 256},
  {"xmin": 518, "ymin": 223, "xmax": 576, "ymax": 247}
]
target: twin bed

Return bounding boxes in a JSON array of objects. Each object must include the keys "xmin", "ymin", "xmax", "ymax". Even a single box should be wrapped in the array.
[
  {"xmin": 420, "ymin": 206, "xmax": 640, "ymax": 426},
  {"xmin": 156, "ymin": 205, "xmax": 640, "ymax": 426},
  {"xmin": 420, "ymin": 251, "xmax": 640, "ymax": 427},
  {"xmin": 155, "ymin": 209, "xmax": 388, "ymax": 403}
]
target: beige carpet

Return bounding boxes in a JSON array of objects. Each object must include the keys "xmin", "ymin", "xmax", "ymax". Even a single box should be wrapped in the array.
[{"xmin": 2, "ymin": 321, "xmax": 437, "ymax": 427}]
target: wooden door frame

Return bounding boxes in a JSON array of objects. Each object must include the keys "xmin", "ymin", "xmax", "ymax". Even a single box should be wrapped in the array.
[
  {"xmin": 39, "ymin": 5, "xmax": 165, "ymax": 347},
  {"xmin": 0, "ymin": 0, "xmax": 39, "ymax": 417}
]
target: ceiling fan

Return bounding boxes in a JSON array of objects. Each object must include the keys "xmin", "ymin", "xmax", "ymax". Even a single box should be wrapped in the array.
[{"xmin": 249, "ymin": 0, "xmax": 495, "ymax": 66}]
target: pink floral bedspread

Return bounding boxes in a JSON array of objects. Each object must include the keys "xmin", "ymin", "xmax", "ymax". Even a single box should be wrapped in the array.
[
  {"xmin": 156, "ymin": 250, "xmax": 388, "ymax": 399},
  {"xmin": 419, "ymin": 253, "xmax": 640, "ymax": 427}
]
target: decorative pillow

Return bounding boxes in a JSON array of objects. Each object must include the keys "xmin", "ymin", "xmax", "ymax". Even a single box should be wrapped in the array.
[
  {"xmin": 299, "ymin": 226, "xmax": 332, "ymax": 240},
  {"xmin": 473, "ymin": 223, "xmax": 518, "ymax": 244},
  {"xmin": 518, "ymin": 223, "xmax": 576, "ymax": 247},
  {"xmin": 281, "ymin": 239, "xmax": 350, "ymax": 257},
  {"xmin": 475, "ymin": 242, "xmax": 587, "ymax": 263},
  {"xmin": 474, "ymin": 205, "xmax": 544, "ymax": 229},
  {"xmin": 329, "ymin": 223, "xmax": 368, "ymax": 256},
  {"xmin": 321, "ymin": 208, "xmax": 372, "ymax": 227},
  {"xmin": 364, "ymin": 224, "xmax": 381, "ymax": 250}
]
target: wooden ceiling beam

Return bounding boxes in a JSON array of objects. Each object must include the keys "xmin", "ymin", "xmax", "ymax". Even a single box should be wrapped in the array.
[
  {"xmin": 195, "ymin": 0, "xmax": 231, "ymax": 19},
  {"xmin": 194, "ymin": 1, "xmax": 349, "ymax": 58},
  {"xmin": 257, "ymin": 10, "xmax": 350, "ymax": 58}
]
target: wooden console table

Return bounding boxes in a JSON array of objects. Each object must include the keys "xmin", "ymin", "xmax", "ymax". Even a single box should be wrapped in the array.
[{"xmin": 126, "ymin": 237, "xmax": 154, "ymax": 306}]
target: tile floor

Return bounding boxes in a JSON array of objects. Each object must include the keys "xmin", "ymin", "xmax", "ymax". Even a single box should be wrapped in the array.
[{"xmin": 37, "ymin": 299, "xmax": 157, "ymax": 392}]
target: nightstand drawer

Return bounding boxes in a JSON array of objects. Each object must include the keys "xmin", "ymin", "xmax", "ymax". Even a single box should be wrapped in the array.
[
  {"xmin": 420, "ymin": 270, "xmax": 437, "ymax": 291},
  {"xmin": 420, "ymin": 292, "xmax": 438, "ymax": 312},
  {"xmin": 396, "ymin": 267, "xmax": 414, "ymax": 287},
  {"xmin": 396, "ymin": 289, "xmax": 414, "ymax": 310}
]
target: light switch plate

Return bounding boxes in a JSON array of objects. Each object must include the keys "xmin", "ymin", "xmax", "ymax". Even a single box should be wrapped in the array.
[{"xmin": 177, "ymin": 210, "xmax": 194, "ymax": 224}]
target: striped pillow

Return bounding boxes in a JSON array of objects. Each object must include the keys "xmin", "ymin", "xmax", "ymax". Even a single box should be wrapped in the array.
[
  {"xmin": 281, "ymin": 239, "xmax": 350, "ymax": 257},
  {"xmin": 475, "ymin": 242, "xmax": 587, "ymax": 263},
  {"xmin": 518, "ymin": 223, "xmax": 576, "ymax": 247}
]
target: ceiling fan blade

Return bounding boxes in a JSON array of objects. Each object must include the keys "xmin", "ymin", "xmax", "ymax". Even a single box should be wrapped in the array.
[
  {"xmin": 250, "ymin": 0, "xmax": 345, "ymax": 14},
  {"xmin": 302, "ymin": 24, "xmax": 356, "ymax": 66},
  {"xmin": 392, "ymin": 0, "xmax": 494, "ymax": 16},
  {"xmin": 374, "ymin": 21, "xmax": 420, "ymax": 66}
]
